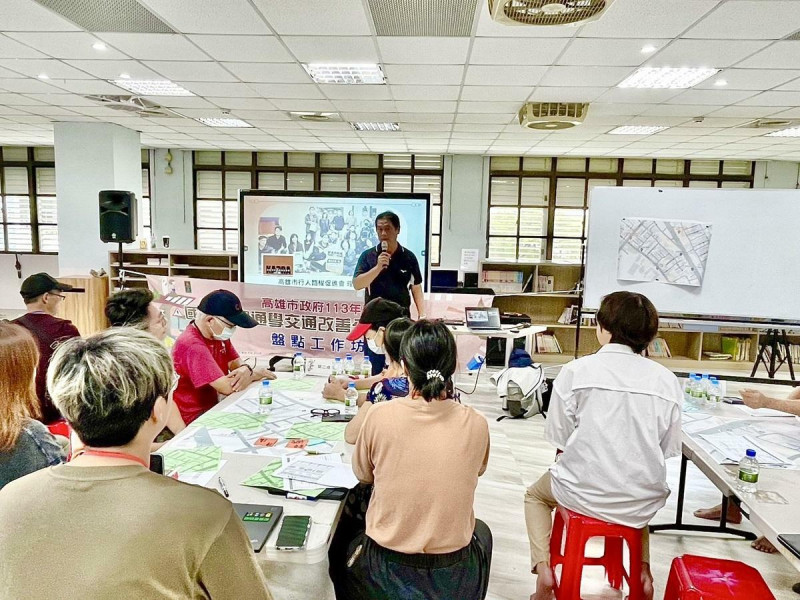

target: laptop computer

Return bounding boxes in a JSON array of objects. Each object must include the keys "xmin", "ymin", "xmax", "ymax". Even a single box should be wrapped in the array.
[
  {"xmin": 465, "ymin": 307, "xmax": 501, "ymax": 331},
  {"xmin": 234, "ymin": 503, "xmax": 284, "ymax": 552}
]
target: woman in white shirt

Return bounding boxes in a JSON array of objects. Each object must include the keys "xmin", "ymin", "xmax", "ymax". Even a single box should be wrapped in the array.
[{"xmin": 526, "ymin": 291, "xmax": 682, "ymax": 600}]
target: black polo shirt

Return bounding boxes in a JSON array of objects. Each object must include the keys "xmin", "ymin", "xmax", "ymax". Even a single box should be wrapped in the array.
[{"xmin": 354, "ymin": 244, "xmax": 423, "ymax": 309}]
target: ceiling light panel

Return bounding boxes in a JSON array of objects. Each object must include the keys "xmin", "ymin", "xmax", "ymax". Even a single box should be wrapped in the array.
[
  {"xmin": 609, "ymin": 125, "xmax": 669, "ymax": 135},
  {"xmin": 111, "ymin": 79, "xmax": 194, "ymax": 96},
  {"xmin": 196, "ymin": 117, "xmax": 253, "ymax": 128},
  {"xmin": 766, "ymin": 127, "xmax": 800, "ymax": 137},
  {"xmin": 303, "ymin": 63, "xmax": 386, "ymax": 85},
  {"xmin": 351, "ymin": 122, "xmax": 400, "ymax": 132},
  {"xmin": 618, "ymin": 67, "xmax": 720, "ymax": 89}
]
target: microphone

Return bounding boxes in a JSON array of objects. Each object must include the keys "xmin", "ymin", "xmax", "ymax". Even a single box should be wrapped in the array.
[{"xmin": 380, "ymin": 241, "xmax": 389, "ymax": 269}]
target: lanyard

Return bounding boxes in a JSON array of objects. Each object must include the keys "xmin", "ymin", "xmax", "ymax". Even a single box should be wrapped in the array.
[{"xmin": 77, "ymin": 449, "xmax": 149, "ymax": 468}]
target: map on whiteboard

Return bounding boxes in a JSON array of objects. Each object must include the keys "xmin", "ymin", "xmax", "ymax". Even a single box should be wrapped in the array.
[{"xmin": 618, "ymin": 218, "xmax": 712, "ymax": 287}]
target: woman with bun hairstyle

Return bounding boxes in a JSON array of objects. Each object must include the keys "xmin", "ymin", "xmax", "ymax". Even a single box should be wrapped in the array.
[{"xmin": 343, "ymin": 320, "xmax": 492, "ymax": 600}]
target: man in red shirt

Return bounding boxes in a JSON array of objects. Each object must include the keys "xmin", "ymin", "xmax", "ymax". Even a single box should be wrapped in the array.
[
  {"xmin": 13, "ymin": 273, "xmax": 81, "ymax": 424},
  {"xmin": 172, "ymin": 289, "xmax": 275, "ymax": 424}
]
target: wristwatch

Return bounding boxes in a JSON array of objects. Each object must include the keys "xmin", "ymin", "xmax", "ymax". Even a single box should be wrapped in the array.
[{"xmin": 242, "ymin": 364, "xmax": 254, "ymax": 375}]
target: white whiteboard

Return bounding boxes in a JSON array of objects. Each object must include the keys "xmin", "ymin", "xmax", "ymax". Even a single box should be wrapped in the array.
[{"xmin": 584, "ymin": 187, "xmax": 800, "ymax": 324}]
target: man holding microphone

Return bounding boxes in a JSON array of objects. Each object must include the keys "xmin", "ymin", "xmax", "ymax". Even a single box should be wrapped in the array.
[{"xmin": 353, "ymin": 211, "xmax": 425, "ymax": 375}]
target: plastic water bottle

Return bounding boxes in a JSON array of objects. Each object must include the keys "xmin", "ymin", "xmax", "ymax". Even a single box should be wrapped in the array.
[
  {"xmin": 689, "ymin": 374, "xmax": 703, "ymax": 403},
  {"xmin": 684, "ymin": 374, "xmax": 697, "ymax": 402},
  {"xmin": 737, "ymin": 449, "xmax": 759, "ymax": 493},
  {"xmin": 332, "ymin": 357, "xmax": 343, "ymax": 377},
  {"xmin": 258, "ymin": 380, "xmax": 272, "ymax": 415},
  {"xmin": 700, "ymin": 374, "xmax": 711, "ymax": 405},
  {"xmin": 292, "ymin": 353, "xmax": 305, "ymax": 380},
  {"xmin": 361, "ymin": 356, "xmax": 372, "ymax": 378},
  {"xmin": 709, "ymin": 377, "xmax": 722, "ymax": 409},
  {"xmin": 344, "ymin": 354, "xmax": 354, "ymax": 377},
  {"xmin": 344, "ymin": 382, "xmax": 358, "ymax": 415}
]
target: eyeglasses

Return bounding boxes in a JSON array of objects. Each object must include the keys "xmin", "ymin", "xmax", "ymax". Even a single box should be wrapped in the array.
[
  {"xmin": 310, "ymin": 408, "xmax": 340, "ymax": 417},
  {"xmin": 49, "ymin": 293, "xmax": 66, "ymax": 299}
]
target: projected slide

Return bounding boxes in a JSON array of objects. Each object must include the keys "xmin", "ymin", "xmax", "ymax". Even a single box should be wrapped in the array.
[{"xmin": 241, "ymin": 191, "xmax": 430, "ymax": 289}]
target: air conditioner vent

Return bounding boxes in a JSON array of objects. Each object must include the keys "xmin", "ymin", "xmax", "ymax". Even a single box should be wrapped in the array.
[
  {"xmin": 739, "ymin": 118, "xmax": 795, "ymax": 129},
  {"xmin": 488, "ymin": 0, "xmax": 615, "ymax": 26},
  {"xmin": 519, "ymin": 102, "xmax": 589, "ymax": 130},
  {"xmin": 33, "ymin": 0, "xmax": 174, "ymax": 33},
  {"xmin": 84, "ymin": 95, "xmax": 177, "ymax": 118}
]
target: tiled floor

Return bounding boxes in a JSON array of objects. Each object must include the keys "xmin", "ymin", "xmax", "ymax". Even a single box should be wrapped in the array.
[{"xmin": 264, "ymin": 370, "xmax": 799, "ymax": 599}]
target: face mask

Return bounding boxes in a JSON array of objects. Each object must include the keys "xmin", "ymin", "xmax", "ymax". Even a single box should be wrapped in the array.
[
  {"xmin": 212, "ymin": 318, "xmax": 236, "ymax": 341},
  {"xmin": 366, "ymin": 337, "xmax": 385, "ymax": 355}
]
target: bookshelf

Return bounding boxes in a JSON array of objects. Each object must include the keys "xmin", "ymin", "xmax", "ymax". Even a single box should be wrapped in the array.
[
  {"xmin": 108, "ymin": 249, "xmax": 238, "ymax": 292},
  {"xmin": 487, "ymin": 260, "xmax": 795, "ymax": 375}
]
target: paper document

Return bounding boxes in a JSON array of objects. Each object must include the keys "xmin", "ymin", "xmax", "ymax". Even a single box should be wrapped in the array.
[
  {"xmin": 162, "ymin": 446, "xmax": 222, "ymax": 473},
  {"xmin": 274, "ymin": 457, "xmax": 358, "ymax": 489},
  {"xmin": 617, "ymin": 218, "xmax": 712, "ymax": 287},
  {"xmin": 736, "ymin": 405, "xmax": 796, "ymax": 418},
  {"xmin": 286, "ymin": 421, "xmax": 346, "ymax": 441},
  {"xmin": 242, "ymin": 459, "xmax": 324, "ymax": 497}
]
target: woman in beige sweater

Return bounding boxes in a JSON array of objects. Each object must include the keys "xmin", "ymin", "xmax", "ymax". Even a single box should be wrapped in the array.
[{"xmin": 342, "ymin": 320, "xmax": 492, "ymax": 600}]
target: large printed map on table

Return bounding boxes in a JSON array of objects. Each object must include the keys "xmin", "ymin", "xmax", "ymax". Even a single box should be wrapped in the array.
[{"xmin": 169, "ymin": 386, "xmax": 347, "ymax": 455}]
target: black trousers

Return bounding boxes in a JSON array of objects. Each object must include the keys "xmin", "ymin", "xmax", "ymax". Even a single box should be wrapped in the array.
[{"xmin": 340, "ymin": 520, "xmax": 493, "ymax": 600}]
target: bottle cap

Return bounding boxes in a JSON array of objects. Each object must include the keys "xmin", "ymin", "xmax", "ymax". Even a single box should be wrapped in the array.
[
  {"xmin": 262, "ymin": 380, "xmax": 269, "ymax": 386},
  {"xmin": 348, "ymin": 382, "xmax": 356, "ymax": 388},
  {"xmin": 746, "ymin": 449, "xmax": 756, "ymax": 458},
  {"xmin": 689, "ymin": 373, "xmax": 697, "ymax": 378},
  {"xmin": 346, "ymin": 354, "xmax": 352, "ymax": 358},
  {"xmin": 701, "ymin": 373, "xmax": 709, "ymax": 378}
]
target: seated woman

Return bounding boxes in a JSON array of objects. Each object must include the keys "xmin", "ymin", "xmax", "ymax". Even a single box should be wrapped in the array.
[
  {"xmin": 322, "ymin": 298, "xmax": 407, "ymax": 402},
  {"xmin": 342, "ymin": 320, "xmax": 492, "ymax": 600},
  {"xmin": 344, "ymin": 317, "xmax": 413, "ymax": 444},
  {"xmin": 104, "ymin": 288, "xmax": 185, "ymax": 444},
  {"xmin": 0, "ymin": 323, "xmax": 66, "ymax": 490},
  {"xmin": 0, "ymin": 328, "xmax": 272, "ymax": 599},
  {"xmin": 525, "ymin": 291, "xmax": 682, "ymax": 600}
]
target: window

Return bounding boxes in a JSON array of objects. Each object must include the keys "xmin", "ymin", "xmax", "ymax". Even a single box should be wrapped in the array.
[
  {"xmin": 193, "ymin": 152, "xmax": 444, "ymax": 265},
  {"xmin": 487, "ymin": 157, "xmax": 753, "ymax": 263},
  {"xmin": 0, "ymin": 146, "xmax": 58, "ymax": 254}
]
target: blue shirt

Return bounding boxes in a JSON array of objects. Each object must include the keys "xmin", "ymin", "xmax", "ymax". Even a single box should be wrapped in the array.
[
  {"xmin": 367, "ymin": 377, "xmax": 410, "ymax": 404},
  {"xmin": 353, "ymin": 244, "xmax": 422, "ymax": 309}
]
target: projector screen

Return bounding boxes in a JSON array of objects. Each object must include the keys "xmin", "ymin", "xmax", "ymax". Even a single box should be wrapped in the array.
[{"xmin": 240, "ymin": 191, "xmax": 430, "ymax": 289}]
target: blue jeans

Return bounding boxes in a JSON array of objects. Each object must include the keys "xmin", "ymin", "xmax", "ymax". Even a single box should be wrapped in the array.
[{"xmin": 364, "ymin": 344, "xmax": 385, "ymax": 376}]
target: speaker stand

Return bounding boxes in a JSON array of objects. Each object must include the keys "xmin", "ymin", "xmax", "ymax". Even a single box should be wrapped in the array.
[
  {"xmin": 751, "ymin": 328, "xmax": 795, "ymax": 380},
  {"xmin": 117, "ymin": 242, "xmax": 124, "ymax": 289}
]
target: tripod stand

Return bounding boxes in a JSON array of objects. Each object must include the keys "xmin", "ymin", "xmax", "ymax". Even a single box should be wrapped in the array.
[{"xmin": 751, "ymin": 328, "xmax": 795, "ymax": 380}]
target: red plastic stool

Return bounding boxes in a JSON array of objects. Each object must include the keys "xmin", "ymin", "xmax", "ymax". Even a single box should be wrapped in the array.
[
  {"xmin": 550, "ymin": 506, "xmax": 644, "ymax": 600},
  {"xmin": 46, "ymin": 420, "xmax": 72, "ymax": 460},
  {"xmin": 46, "ymin": 420, "xmax": 70, "ymax": 438},
  {"xmin": 664, "ymin": 555, "xmax": 776, "ymax": 600}
]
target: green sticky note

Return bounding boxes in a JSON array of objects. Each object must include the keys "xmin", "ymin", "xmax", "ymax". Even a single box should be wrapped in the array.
[
  {"xmin": 161, "ymin": 446, "xmax": 221, "ymax": 473},
  {"xmin": 242, "ymin": 460, "xmax": 323, "ymax": 497},
  {"xmin": 286, "ymin": 421, "xmax": 346, "ymax": 441},
  {"xmin": 192, "ymin": 412, "xmax": 269, "ymax": 430}
]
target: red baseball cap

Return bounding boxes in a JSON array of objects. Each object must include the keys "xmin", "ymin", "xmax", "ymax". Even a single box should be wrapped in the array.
[{"xmin": 346, "ymin": 298, "xmax": 407, "ymax": 341}]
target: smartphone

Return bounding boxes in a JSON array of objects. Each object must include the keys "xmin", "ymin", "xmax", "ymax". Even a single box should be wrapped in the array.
[
  {"xmin": 322, "ymin": 414, "xmax": 354, "ymax": 423},
  {"xmin": 149, "ymin": 453, "xmax": 164, "ymax": 474},
  {"xmin": 723, "ymin": 396, "xmax": 744, "ymax": 405},
  {"xmin": 275, "ymin": 515, "xmax": 312, "ymax": 551}
]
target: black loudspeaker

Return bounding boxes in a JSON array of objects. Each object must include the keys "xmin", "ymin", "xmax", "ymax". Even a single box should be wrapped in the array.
[
  {"xmin": 464, "ymin": 272, "xmax": 479, "ymax": 288},
  {"xmin": 99, "ymin": 190, "xmax": 137, "ymax": 243}
]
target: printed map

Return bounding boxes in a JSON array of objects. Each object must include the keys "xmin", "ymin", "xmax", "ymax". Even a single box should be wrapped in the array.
[{"xmin": 617, "ymin": 218, "xmax": 712, "ymax": 287}]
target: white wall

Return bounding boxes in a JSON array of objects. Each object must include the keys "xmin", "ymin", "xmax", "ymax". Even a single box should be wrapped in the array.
[
  {"xmin": 150, "ymin": 148, "xmax": 195, "ymax": 249},
  {"xmin": 438, "ymin": 154, "xmax": 489, "ymax": 271},
  {"xmin": 54, "ymin": 122, "xmax": 142, "ymax": 276},
  {"xmin": 0, "ymin": 254, "xmax": 60, "ymax": 314}
]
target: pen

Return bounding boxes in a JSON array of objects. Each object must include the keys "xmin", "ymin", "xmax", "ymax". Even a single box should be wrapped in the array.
[
  {"xmin": 286, "ymin": 492, "xmax": 317, "ymax": 502},
  {"xmin": 218, "ymin": 477, "xmax": 230, "ymax": 498}
]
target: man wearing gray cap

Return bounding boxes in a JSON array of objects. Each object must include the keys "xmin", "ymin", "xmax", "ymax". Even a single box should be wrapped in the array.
[{"xmin": 13, "ymin": 273, "xmax": 81, "ymax": 424}]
